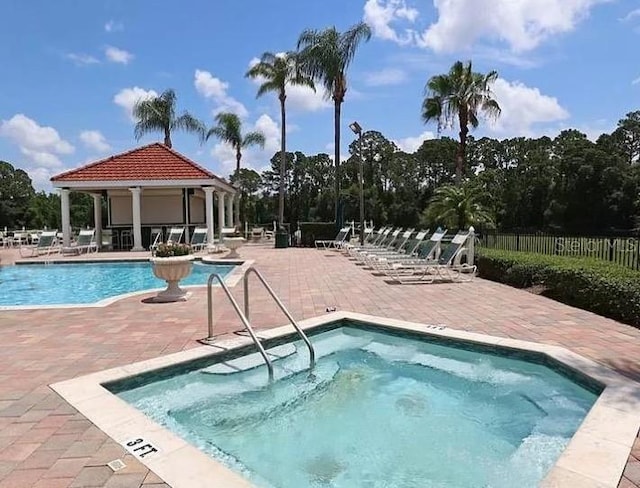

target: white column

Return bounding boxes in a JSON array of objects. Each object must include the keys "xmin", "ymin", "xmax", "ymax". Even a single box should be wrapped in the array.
[
  {"xmin": 92, "ymin": 193, "xmax": 102, "ymax": 250},
  {"xmin": 234, "ymin": 193, "xmax": 240, "ymax": 227},
  {"xmin": 183, "ymin": 189, "xmax": 190, "ymax": 244},
  {"xmin": 60, "ymin": 188, "xmax": 71, "ymax": 247},
  {"xmin": 217, "ymin": 191, "xmax": 226, "ymax": 240},
  {"xmin": 467, "ymin": 226, "xmax": 475, "ymax": 266},
  {"xmin": 129, "ymin": 187, "xmax": 144, "ymax": 251},
  {"xmin": 203, "ymin": 187, "xmax": 215, "ymax": 248},
  {"xmin": 226, "ymin": 194, "xmax": 233, "ymax": 229}
]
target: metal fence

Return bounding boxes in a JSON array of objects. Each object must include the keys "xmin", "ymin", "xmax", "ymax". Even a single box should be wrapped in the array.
[{"xmin": 479, "ymin": 232, "xmax": 640, "ymax": 270}]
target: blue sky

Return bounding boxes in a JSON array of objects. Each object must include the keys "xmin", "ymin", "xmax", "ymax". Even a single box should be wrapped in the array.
[{"xmin": 0, "ymin": 0, "xmax": 638, "ymax": 191}]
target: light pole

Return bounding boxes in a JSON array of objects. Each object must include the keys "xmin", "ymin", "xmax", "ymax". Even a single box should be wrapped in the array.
[{"xmin": 349, "ymin": 121, "xmax": 365, "ymax": 245}]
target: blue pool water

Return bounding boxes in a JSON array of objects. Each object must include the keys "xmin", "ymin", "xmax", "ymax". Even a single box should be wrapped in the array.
[
  {"xmin": 115, "ymin": 326, "xmax": 599, "ymax": 488},
  {"xmin": 0, "ymin": 261, "xmax": 234, "ymax": 306}
]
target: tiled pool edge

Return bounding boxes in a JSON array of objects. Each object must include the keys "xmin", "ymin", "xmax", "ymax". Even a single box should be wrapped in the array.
[
  {"xmin": 50, "ymin": 311, "xmax": 640, "ymax": 488},
  {"xmin": 0, "ymin": 258, "xmax": 254, "ymax": 311}
]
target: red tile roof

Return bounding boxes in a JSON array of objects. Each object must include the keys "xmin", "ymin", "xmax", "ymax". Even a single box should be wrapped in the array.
[{"xmin": 51, "ymin": 143, "xmax": 220, "ymax": 182}]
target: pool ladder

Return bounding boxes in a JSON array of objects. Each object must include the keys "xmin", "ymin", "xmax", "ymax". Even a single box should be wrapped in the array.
[{"xmin": 204, "ymin": 266, "xmax": 315, "ymax": 382}]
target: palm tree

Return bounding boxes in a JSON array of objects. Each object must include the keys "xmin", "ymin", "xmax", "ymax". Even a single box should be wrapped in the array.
[
  {"xmin": 246, "ymin": 52, "xmax": 315, "ymax": 228},
  {"xmin": 422, "ymin": 60, "xmax": 501, "ymax": 184},
  {"xmin": 421, "ymin": 183, "xmax": 494, "ymax": 230},
  {"xmin": 297, "ymin": 22, "xmax": 371, "ymax": 228},
  {"xmin": 132, "ymin": 89, "xmax": 204, "ymax": 148},
  {"xmin": 205, "ymin": 112, "xmax": 266, "ymax": 173}
]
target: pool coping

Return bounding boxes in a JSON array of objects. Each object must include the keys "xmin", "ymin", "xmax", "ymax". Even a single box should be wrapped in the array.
[
  {"xmin": 50, "ymin": 311, "xmax": 640, "ymax": 488},
  {"xmin": 0, "ymin": 258, "xmax": 254, "ymax": 311}
]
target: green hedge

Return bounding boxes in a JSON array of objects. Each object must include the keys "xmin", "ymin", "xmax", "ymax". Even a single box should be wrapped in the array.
[
  {"xmin": 299, "ymin": 222, "xmax": 338, "ymax": 247},
  {"xmin": 477, "ymin": 248, "xmax": 640, "ymax": 327}
]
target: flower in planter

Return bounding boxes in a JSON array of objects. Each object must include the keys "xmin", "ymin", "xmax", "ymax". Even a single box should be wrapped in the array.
[{"xmin": 155, "ymin": 242, "xmax": 193, "ymax": 257}]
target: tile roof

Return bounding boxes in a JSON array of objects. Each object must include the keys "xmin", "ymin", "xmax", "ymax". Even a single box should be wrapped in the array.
[{"xmin": 51, "ymin": 143, "xmax": 220, "ymax": 182}]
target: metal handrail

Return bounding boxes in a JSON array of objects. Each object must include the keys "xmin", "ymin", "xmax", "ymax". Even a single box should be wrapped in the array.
[
  {"xmin": 243, "ymin": 267, "xmax": 315, "ymax": 370},
  {"xmin": 206, "ymin": 273, "xmax": 274, "ymax": 381}
]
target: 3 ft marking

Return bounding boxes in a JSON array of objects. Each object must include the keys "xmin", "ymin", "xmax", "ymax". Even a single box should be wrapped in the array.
[{"xmin": 124, "ymin": 438, "xmax": 159, "ymax": 459}]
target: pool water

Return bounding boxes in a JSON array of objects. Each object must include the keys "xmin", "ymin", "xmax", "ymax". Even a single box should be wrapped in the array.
[
  {"xmin": 115, "ymin": 327, "xmax": 599, "ymax": 488},
  {"xmin": 0, "ymin": 261, "xmax": 234, "ymax": 306}
]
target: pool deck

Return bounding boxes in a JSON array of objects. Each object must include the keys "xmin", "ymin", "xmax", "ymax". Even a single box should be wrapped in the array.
[{"xmin": 1, "ymin": 243, "xmax": 640, "ymax": 487}]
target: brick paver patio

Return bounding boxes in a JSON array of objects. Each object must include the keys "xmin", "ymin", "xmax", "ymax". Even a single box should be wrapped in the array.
[{"xmin": 1, "ymin": 243, "xmax": 639, "ymax": 487}]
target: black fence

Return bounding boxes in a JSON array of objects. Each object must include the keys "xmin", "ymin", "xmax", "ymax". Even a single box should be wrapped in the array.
[{"xmin": 480, "ymin": 232, "xmax": 640, "ymax": 270}]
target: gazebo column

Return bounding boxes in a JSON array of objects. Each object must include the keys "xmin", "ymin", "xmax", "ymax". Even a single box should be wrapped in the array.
[
  {"xmin": 203, "ymin": 187, "xmax": 216, "ymax": 248},
  {"xmin": 60, "ymin": 188, "xmax": 71, "ymax": 247},
  {"xmin": 92, "ymin": 193, "xmax": 102, "ymax": 250},
  {"xmin": 226, "ymin": 195, "xmax": 233, "ymax": 229},
  {"xmin": 217, "ymin": 191, "xmax": 226, "ymax": 240},
  {"xmin": 129, "ymin": 187, "xmax": 144, "ymax": 251},
  {"xmin": 234, "ymin": 193, "xmax": 240, "ymax": 227}
]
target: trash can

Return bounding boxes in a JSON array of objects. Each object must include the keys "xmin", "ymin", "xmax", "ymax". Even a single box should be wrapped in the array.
[{"xmin": 275, "ymin": 230, "xmax": 289, "ymax": 249}]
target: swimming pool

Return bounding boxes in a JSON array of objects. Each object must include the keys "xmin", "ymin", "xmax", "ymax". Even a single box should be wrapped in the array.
[
  {"xmin": 112, "ymin": 324, "xmax": 600, "ymax": 488},
  {"xmin": 0, "ymin": 260, "xmax": 235, "ymax": 307}
]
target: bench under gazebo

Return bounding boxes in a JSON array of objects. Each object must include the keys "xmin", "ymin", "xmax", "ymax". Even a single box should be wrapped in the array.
[{"xmin": 50, "ymin": 143, "xmax": 238, "ymax": 251}]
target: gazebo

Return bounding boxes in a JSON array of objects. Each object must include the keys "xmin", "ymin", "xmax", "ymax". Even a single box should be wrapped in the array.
[{"xmin": 50, "ymin": 143, "xmax": 238, "ymax": 251}]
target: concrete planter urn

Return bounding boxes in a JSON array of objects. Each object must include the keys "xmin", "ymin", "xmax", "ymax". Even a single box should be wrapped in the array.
[
  {"xmin": 223, "ymin": 237, "xmax": 245, "ymax": 259},
  {"xmin": 150, "ymin": 255, "xmax": 194, "ymax": 302}
]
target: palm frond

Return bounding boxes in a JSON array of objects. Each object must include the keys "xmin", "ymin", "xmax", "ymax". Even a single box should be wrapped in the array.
[{"xmin": 242, "ymin": 131, "xmax": 266, "ymax": 149}]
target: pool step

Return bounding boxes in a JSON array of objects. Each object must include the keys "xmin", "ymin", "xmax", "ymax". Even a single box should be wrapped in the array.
[{"xmin": 201, "ymin": 343, "xmax": 297, "ymax": 375}]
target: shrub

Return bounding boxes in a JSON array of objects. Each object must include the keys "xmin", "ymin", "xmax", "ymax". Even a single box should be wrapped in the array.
[
  {"xmin": 155, "ymin": 242, "xmax": 192, "ymax": 257},
  {"xmin": 477, "ymin": 248, "xmax": 640, "ymax": 328},
  {"xmin": 298, "ymin": 222, "xmax": 338, "ymax": 247}
]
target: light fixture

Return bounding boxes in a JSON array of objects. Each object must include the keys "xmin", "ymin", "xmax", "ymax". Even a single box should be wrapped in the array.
[{"xmin": 349, "ymin": 121, "xmax": 362, "ymax": 134}]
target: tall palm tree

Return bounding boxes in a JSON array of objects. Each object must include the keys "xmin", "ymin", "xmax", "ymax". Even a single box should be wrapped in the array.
[
  {"xmin": 132, "ymin": 89, "xmax": 204, "ymax": 148},
  {"xmin": 246, "ymin": 52, "xmax": 315, "ymax": 228},
  {"xmin": 422, "ymin": 60, "xmax": 501, "ymax": 184},
  {"xmin": 297, "ymin": 22, "xmax": 371, "ymax": 228},
  {"xmin": 205, "ymin": 112, "xmax": 266, "ymax": 173},
  {"xmin": 422, "ymin": 183, "xmax": 494, "ymax": 230}
]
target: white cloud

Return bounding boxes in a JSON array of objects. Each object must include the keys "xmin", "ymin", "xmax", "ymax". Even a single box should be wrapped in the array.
[
  {"xmin": 0, "ymin": 115, "xmax": 75, "ymax": 184},
  {"xmin": 254, "ymin": 114, "xmax": 280, "ymax": 154},
  {"xmin": 365, "ymin": 0, "xmax": 609, "ymax": 53},
  {"xmin": 417, "ymin": 0, "xmax": 610, "ymax": 53},
  {"xmin": 394, "ymin": 130, "xmax": 435, "ymax": 153},
  {"xmin": 194, "ymin": 69, "xmax": 248, "ymax": 118},
  {"xmin": 621, "ymin": 8, "xmax": 640, "ymax": 22},
  {"xmin": 79, "ymin": 130, "xmax": 110, "ymax": 152},
  {"xmin": 487, "ymin": 78, "xmax": 569, "ymax": 136},
  {"xmin": 363, "ymin": 0, "xmax": 419, "ymax": 45},
  {"xmin": 65, "ymin": 53, "xmax": 100, "ymax": 66},
  {"xmin": 113, "ymin": 87, "xmax": 158, "ymax": 120},
  {"xmin": 364, "ymin": 67, "xmax": 408, "ymax": 86},
  {"xmin": 105, "ymin": 46, "xmax": 134, "ymax": 64},
  {"xmin": 104, "ymin": 20, "xmax": 124, "ymax": 32},
  {"xmin": 632, "ymin": 76, "xmax": 640, "ymax": 85}
]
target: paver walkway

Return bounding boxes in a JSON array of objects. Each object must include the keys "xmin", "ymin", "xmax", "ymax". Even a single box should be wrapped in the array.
[{"xmin": 0, "ymin": 243, "xmax": 639, "ymax": 487}]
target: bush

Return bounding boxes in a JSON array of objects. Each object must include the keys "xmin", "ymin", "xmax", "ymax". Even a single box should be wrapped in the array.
[
  {"xmin": 477, "ymin": 248, "xmax": 640, "ymax": 327},
  {"xmin": 298, "ymin": 222, "xmax": 338, "ymax": 247},
  {"xmin": 155, "ymin": 242, "xmax": 192, "ymax": 257}
]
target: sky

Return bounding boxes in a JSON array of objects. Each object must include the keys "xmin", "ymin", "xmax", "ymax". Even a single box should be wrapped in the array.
[{"xmin": 0, "ymin": 0, "xmax": 638, "ymax": 191}]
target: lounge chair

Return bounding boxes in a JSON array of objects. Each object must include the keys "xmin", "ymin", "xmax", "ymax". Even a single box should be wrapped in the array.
[
  {"xmin": 385, "ymin": 229, "xmax": 475, "ymax": 284},
  {"xmin": 315, "ymin": 227, "xmax": 351, "ymax": 250},
  {"xmin": 357, "ymin": 229, "xmax": 415, "ymax": 261},
  {"xmin": 343, "ymin": 227, "xmax": 388, "ymax": 253},
  {"xmin": 365, "ymin": 229, "xmax": 430, "ymax": 266},
  {"xmin": 373, "ymin": 228, "xmax": 446, "ymax": 272},
  {"xmin": 62, "ymin": 229, "xmax": 97, "ymax": 255},
  {"xmin": 190, "ymin": 227, "xmax": 208, "ymax": 251},
  {"xmin": 19, "ymin": 230, "xmax": 58, "ymax": 257},
  {"xmin": 251, "ymin": 226, "xmax": 265, "ymax": 241},
  {"xmin": 350, "ymin": 228, "xmax": 402, "ymax": 258},
  {"xmin": 166, "ymin": 227, "xmax": 185, "ymax": 244},
  {"xmin": 149, "ymin": 228, "xmax": 163, "ymax": 254}
]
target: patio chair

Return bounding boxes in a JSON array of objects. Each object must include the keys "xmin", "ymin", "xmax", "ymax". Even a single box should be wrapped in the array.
[
  {"xmin": 350, "ymin": 228, "xmax": 401, "ymax": 258},
  {"xmin": 356, "ymin": 228, "xmax": 415, "ymax": 262},
  {"xmin": 190, "ymin": 227, "xmax": 208, "ymax": 252},
  {"xmin": 385, "ymin": 229, "xmax": 475, "ymax": 284},
  {"xmin": 315, "ymin": 226, "xmax": 351, "ymax": 250},
  {"xmin": 149, "ymin": 228, "xmax": 163, "ymax": 254},
  {"xmin": 12, "ymin": 232, "xmax": 28, "ymax": 248},
  {"xmin": 373, "ymin": 228, "xmax": 446, "ymax": 271},
  {"xmin": 19, "ymin": 230, "xmax": 59, "ymax": 257},
  {"xmin": 166, "ymin": 227, "xmax": 185, "ymax": 244},
  {"xmin": 62, "ymin": 229, "xmax": 97, "ymax": 255},
  {"xmin": 343, "ymin": 227, "xmax": 388, "ymax": 254},
  {"xmin": 251, "ymin": 226, "xmax": 265, "ymax": 241},
  {"xmin": 365, "ymin": 229, "xmax": 430, "ymax": 266}
]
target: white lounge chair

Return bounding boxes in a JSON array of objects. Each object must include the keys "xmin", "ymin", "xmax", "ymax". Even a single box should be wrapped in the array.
[
  {"xmin": 365, "ymin": 229, "xmax": 430, "ymax": 266},
  {"xmin": 19, "ymin": 230, "xmax": 58, "ymax": 257},
  {"xmin": 62, "ymin": 229, "xmax": 97, "ymax": 255},
  {"xmin": 166, "ymin": 227, "xmax": 185, "ymax": 244},
  {"xmin": 190, "ymin": 227, "xmax": 208, "ymax": 251},
  {"xmin": 315, "ymin": 227, "xmax": 351, "ymax": 250},
  {"xmin": 373, "ymin": 228, "xmax": 446, "ymax": 272}
]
